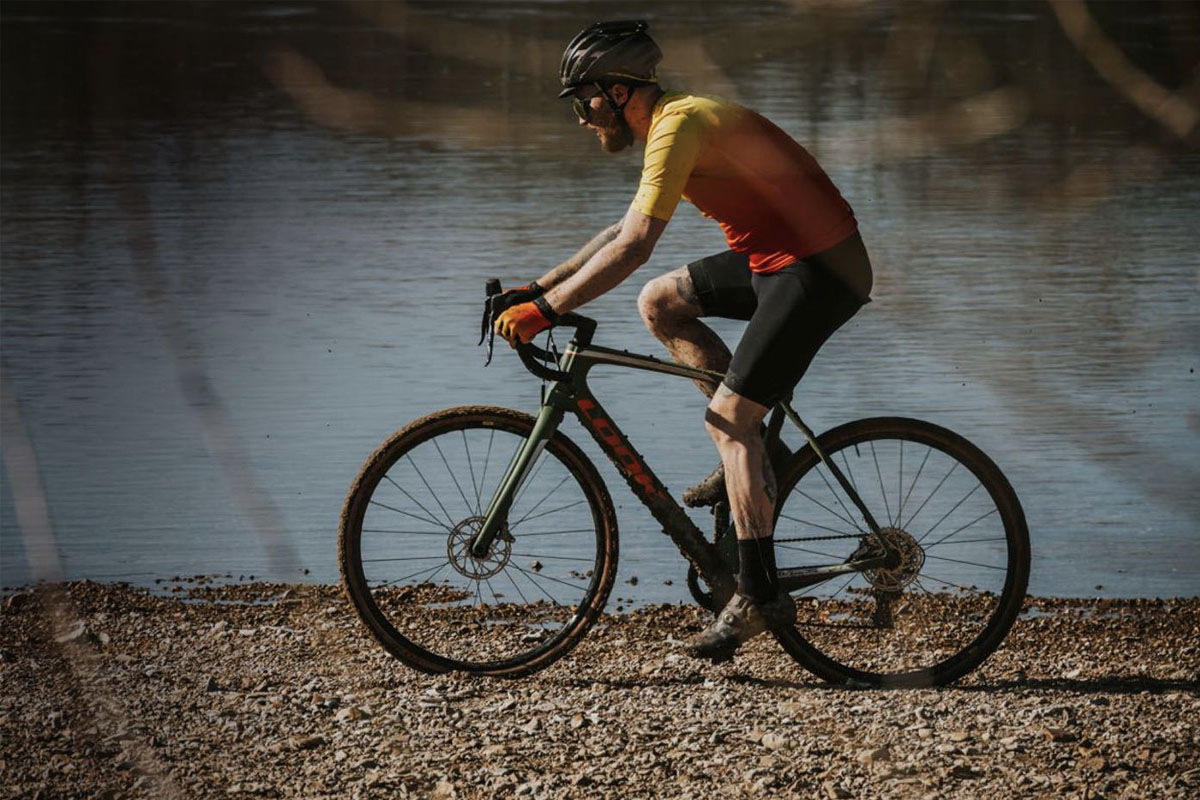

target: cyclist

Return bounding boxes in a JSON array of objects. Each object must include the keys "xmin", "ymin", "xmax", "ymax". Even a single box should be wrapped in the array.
[{"xmin": 494, "ymin": 19, "xmax": 873, "ymax": 663}]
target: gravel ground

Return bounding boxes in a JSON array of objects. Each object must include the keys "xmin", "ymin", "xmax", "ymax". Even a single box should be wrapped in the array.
[{"xmin": 1, "ymin": 580, "xmax": 1197, "ymax": 800}]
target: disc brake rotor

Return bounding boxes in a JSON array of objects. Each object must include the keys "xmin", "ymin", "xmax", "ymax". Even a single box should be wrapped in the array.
[
  {"xmin": 862, "ymin": 526, "xmax": 925, "ymax": 592},
  {"xmin": 447, "ymin": 516, "xmax": 512, "ymax": 580}
]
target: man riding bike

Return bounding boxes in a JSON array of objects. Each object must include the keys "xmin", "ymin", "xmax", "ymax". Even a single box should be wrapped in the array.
[{"xmin": 494, "ymin": 20, "xmax": 873, "ymax": 663}]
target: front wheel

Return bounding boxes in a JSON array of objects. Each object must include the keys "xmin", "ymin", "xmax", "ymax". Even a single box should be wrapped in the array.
[
  {"xmin": 771, "ymin": 418, "xmax": 1030, "ymax": 687},
  {"xmin": 339, "ymin": 406, "xmax": 619, "ymax": 678}
]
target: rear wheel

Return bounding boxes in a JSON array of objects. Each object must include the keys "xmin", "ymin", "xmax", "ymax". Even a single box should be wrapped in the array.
[
  {"xmin": 771, "ymin": 418, "xmax": 1030, "ymax": 687},
  {"xmin": 339, "ymin": 406, "xmax": 618, "ymax": 677}
]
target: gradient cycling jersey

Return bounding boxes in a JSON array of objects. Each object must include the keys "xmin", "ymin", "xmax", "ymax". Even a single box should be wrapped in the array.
[{"xmin": 632, "ymin": 92, "xmax": 857, "ymax": 274}]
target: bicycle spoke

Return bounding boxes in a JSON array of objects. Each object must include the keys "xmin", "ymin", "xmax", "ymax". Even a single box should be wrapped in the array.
[
  {"xmin": 922, "ymin": 552, "xmax": 1007, "ymax": 571},
  {"xmin": 484, "ymin": 576, "xmax": 503, "ymax": 606},
  {"xmin": 838, "ymin": 448, "xmax": 859, "ymax": 496},
  {"xmin": 369, "ymin": 498, "xmax": 449, "ymax": 531},
  {"xmin": 476, "ymin": 429, "xmax": 495, "ymax": 511},
  {"xmin": 513, "ymin": 528, "xmax": 594, "ymax": 537},
  {"xmin": 361, "ymin": 555, "xmax": 446, "ymax": 564},
  {"xmin": 511, "ymin": 474, "xmax": 571, "ymax": 527},
  {"xmin": 505, "ymin": 569, "xmax": 532, "ymax": 607},
  {"xmin": 870, "ymin": 440, "xmax": 892, "ymax": 526},
  {"xmin": 917, "ymin": 482, "xmax": 981, "ymax": 544},
  {"xmin": 513, "ymin": 449, "xmax": 550, "ymax": 508},
  {"xmin": 897, "ymin": 440, "xmax": 904, "ymax": 523},
  {"xmin": 898, "ymin": 446, "xmax": 932, "ymax": 527},
  {"xmin": 461, "ymin": 431, "xmax": 482, "ymax": 516},
  {"xmin": 925, "ymin": 506, "xmax": 999, "ymax": 547},
  {"xmin": 926, "ymin": 535, "xmax": 1006, "ymax": 547},
  {"xmin": 792, "ymin": 484, "xmax": 859, "ymax": 534},
  {"xmin": 902, "ymin": 459, "xmax": 958, "ymax": 530},
  {"xmin": 372, "ymin": 561, "xmax": 446, "ymax": 589},
  {"xmin": 774, "ymin": 542, "xmax": 845, "ymax": 560},
  {"xmin": 386, "ymin": 472, "xmax": 451, "ymax": 527},
  {"xmin": 361, "ymin": 528, "xmax": 448, "ymax": 535},
  {"xmin": 510, "ymin": 499, "xmax": 586, "ymax": 526},
  {"xmin": 510, "ymin": 552, "xmax": 595, "ymax": 563},
  {"xmin": 917, "ymin": 571, "xmax": 990, "ymax": 596},
  {"xmin": 404, "ymin": 455, "xmax": 458, "ymax": 528},
  {"xmin": 509, "ymin": 564, "xmax": 572, "ymax": 603},
  {"xmin": 813, "ymin": 464, "xmax": 864, "ymax": 533},
  {"xmin": 777, "ymin": 511, "xmax": 855, "ymax": 537},
  {"xmin": 433, "ymin": 437, "xmax": 474, "ymax": 517}
]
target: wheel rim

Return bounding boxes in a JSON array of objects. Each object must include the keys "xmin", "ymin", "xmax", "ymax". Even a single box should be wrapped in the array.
[
  {"xmin": 774, "ymin": 424, "xmax": 1025, "ymax": 683},
  {"xmin": 351, "ymin": 417, "xmax": 609, "ymax": 671}
]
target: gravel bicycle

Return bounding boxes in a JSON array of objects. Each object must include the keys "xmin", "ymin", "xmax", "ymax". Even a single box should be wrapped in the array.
[{"xmin": 339, "ymin": 281, "xmax": 1031, "ymax": 687}]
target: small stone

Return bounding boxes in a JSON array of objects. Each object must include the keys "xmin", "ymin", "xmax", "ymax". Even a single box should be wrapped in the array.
[
  {"xmin": 290, "ymin": 735, "xmax": 325, "ymax": 751},
  {"xmin": 761, "ymin": 733, "xmax": 790, "ymax": 750},
  {"xmin": 569, "ymin": 714, "xmax": 588, "ymax": 730},
  {"xmin": 203, "ymin": 676, "xmax": 221, "ymax": 692},
  {"xmin": 521, "ymin": 718, "xmax": 542, "ymax": 733},
  {"xmin": 858, "ymin": 746, "xmax": 891, "ymax": 764},
  {"xmin": 949, "ymin": 729, "xmax": 971, "ymax": 742},
  {"xmin": 1043, "ymin": 726, "xmax": 1078, "ymax": 743}
]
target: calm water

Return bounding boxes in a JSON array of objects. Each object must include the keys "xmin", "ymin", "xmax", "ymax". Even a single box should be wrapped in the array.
[{"xmin": 2, "ymin": 1, "xmax": 1198, "ymax": 600}]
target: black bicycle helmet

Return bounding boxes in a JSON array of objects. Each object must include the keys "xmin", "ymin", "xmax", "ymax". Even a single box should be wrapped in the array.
[{"xmin": 558, "ymin": 20, "xmax": 662, "ymax": 98}]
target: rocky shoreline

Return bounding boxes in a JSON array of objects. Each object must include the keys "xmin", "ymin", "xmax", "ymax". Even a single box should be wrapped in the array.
[{"xmin": 2, "ymin": 580, "xmax": 1197, "ymax": 799}]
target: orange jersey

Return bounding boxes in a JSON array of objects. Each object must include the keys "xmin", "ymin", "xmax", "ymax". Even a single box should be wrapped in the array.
[{"xmin": 631, "ymin": 92, "xmax": 857, "ymax": 273}]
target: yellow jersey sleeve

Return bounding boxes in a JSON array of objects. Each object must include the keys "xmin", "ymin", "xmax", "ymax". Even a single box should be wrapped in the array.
[{"xmin": 631, "ymin": 109, "xmax": 704, "ymax": 222}]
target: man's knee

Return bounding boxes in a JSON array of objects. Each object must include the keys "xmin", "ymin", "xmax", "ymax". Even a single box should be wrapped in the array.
[
  {"xmin": 638, "ymin": 268, "xmax": 700, "ymax": 330},
  {"xmin": 637, "ymin": 275, "xmax": 675, "ymax": 328},
  {"xmin": 704, "ymin": 385, "xmax": 766, "ymax": 446}
]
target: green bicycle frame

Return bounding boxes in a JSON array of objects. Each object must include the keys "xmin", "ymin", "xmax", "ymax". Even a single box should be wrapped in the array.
[{"xmin": 468, "ymin": 335, "xmax": 894, "ymax": 598}]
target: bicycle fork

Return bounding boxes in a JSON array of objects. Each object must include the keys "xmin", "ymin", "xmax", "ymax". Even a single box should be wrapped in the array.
[{"xmin": 468, "ymin": 402, "xmax": 566, "ymax": 559}]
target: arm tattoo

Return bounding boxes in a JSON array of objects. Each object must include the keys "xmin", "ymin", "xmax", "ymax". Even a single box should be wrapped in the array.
[{"xmin": 539, "ymin": 221, "xmax": 623, "ymax": 289}]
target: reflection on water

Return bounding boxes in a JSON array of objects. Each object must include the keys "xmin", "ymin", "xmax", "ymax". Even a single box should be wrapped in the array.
[{"xmin": 2, "ymin": 1, "xmax": 1197, "ymax": 599}]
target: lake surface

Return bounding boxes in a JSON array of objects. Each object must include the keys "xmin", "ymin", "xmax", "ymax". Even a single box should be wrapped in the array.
[{"xmin": 2, "ymin": 1, "xmax": 1198, "ymax": 601}]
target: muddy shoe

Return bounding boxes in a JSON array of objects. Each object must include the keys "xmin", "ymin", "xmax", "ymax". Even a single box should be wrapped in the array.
[
  {"xmin": 682, "ymin": 462, "xmax": 725, "ymax": 508},
  {"xmin": 685, "ymin": 592, "xmax": 797, "ymax": 663}
]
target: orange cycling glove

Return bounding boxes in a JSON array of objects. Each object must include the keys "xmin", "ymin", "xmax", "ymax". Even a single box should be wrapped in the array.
[{"xmin": 495, "ymin": 299, "xmax": 554, "ymax": 345}]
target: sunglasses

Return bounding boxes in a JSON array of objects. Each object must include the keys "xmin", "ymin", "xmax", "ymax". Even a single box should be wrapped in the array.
[{"xmin": 570, "ymin": 86, "xmax": 604, "ymax": 122}]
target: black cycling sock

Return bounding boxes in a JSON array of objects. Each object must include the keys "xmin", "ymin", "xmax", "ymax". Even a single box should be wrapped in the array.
[{"xmin": 737, "ymin": 536, "xmax": 778, "ymax": 604}]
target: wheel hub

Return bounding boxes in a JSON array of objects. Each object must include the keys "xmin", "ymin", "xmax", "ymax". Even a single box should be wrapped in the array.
[
  {"xmin": 862, "ymin": 526, "xmax": 924, "ymax": 591},
  {"xmin": 447, "ymin": 516, "xmax": 511, "ymax": 579}
]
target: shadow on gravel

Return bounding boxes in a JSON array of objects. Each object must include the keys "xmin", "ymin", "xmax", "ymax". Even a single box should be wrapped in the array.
[{"xmin": 960, "ymin": 676, "xmax": 1200, "ymax": 695}]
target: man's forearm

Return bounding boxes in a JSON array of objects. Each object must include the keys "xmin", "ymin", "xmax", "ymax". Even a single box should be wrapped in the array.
[
  {"xmin": 544, "ymin": 236, "xmax": 649, "ymax": 314},
  {"xmin": 536, "ymin": 221, "xmax": 622, "ymax": 290}
]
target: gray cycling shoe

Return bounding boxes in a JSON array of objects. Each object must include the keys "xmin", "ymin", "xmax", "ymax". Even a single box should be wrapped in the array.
[{"xmin": 686, "ymin": 592, "xmax": 797, "ymax": 663}]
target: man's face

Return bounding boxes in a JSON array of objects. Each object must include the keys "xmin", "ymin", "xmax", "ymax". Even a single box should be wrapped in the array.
[{"xmin": 574, "ymin": 86, "xmax": 634, "ymax": 154}]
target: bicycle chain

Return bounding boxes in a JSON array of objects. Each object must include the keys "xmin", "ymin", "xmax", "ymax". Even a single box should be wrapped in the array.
[{"xmin": 775, "ymin": 533, "xmax": 868, "ymax": 543}]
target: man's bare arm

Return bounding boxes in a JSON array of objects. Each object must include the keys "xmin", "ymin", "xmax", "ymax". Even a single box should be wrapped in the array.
[
  {"xmin": 544, "ymin": 208, "xmax": 667, "ymax": 314},
  {"xmin": 535, "ymin": 220, "xmax": 623, "ymax": 290}
]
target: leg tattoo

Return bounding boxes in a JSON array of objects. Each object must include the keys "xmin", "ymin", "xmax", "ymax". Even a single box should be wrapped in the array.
[{"xmin": 761, "ymin": 448, "xmax": 777, "ymax": 504}]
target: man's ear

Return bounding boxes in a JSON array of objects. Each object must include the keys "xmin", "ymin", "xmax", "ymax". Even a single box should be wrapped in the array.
[{"xmin": 610, "ymin": 83, "xmax": 630, "ymax": 105}]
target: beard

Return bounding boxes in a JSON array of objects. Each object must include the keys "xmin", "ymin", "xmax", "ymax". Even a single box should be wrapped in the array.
[{"xmin": 591, "ymin": 105, "xmax": 635, "ymax": 153}]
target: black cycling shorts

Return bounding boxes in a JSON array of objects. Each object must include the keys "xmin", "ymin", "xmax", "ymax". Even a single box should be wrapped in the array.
[{"xmin": 686, "ymin": 232, "xmax": 870, "ymax": 407}]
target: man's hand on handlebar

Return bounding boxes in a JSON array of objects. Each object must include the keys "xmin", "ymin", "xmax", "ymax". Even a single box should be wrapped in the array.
[
  {"xmin": 495, "ymin": 298, "xmax": 556, "ymax": 346},
  {"xmin": 492, "ymin": 281, "xmax": 546, "ymax": 314}
]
